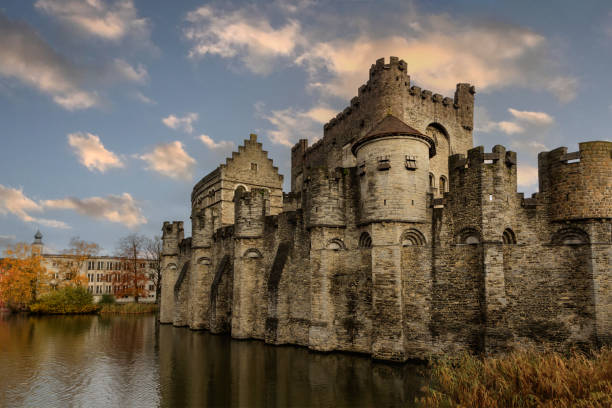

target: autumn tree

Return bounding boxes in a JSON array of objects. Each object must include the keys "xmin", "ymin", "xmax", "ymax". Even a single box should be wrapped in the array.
[
  {"xmin": 0, "ymin": 243, "xmax": 50, "ymax": 311},
  {"xmin": 144, "ymin": 236, "xmax": 162, "ymax": 304},
  {"xmin": 57, "ymin": 237, "xmax": 100, "ymax": 288},
  {"xmin": 115, "ymin": 234, "xmax": 149, "ymax": 303}
]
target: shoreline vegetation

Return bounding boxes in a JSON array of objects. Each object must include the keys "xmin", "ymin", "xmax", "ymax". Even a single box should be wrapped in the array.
[
  {"xmin": 418, "ymin": 347, "xmax": 612, "ymax": 408},
  {"xmin": 99, "ymin": 303, "xmax": 158, "ymax": 314}
]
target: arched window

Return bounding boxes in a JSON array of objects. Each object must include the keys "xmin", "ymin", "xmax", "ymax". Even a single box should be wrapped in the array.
[
  {"xmin": 429, "ymin": 173, "xmax": 435, "ymax": 189},
  {"xmin": 326, "ymin": 238, "xmax": 346, "ymax": 251},
  {"xmin": 243, "ymin": 248, "xmax": 263, "ymax": 258},
  {"xmin": 401, "ymin": 229, "xmax": 426, "ymax": 246},
  {"xmin": 359, "ymin": 232, "xmax": 372, "ymax": 248},
  {"xmin": 457, "ymin": 228, "xmax": 480, "ymax": 244},
  {"xmin": 233, "ymin": 185, "xmax": 247, "ymax": 201},
  {"xmin": 551, "ymin": 227, "xmax": 589, "ymax": 245},
  {"xmin": 439, "ymin": 176, "xmax": 447, "ymax": 193},
  {"xmin": 502, "ymin": 228, "xmax": 517, "ymax": 244}
]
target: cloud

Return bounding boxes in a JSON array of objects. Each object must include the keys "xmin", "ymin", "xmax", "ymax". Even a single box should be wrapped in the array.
[
  {"xmin": 0, "ymin": 185, "xmax": 69, "ymax": 229},
  {"xmin": 35, "ymin": 0, "xmax": 150, "ymax": 42},
  {"xmin": 139, "ymin": 141, "xmax": 196, "ymax": 180},
  {"xmin": 199, "ymin": 134, "xmax": 234, "ymax": 151},
  {"xmin": 257, "ymin": 103, "xmax": 331, "ymax": 146},
  {"xmin": 113, "ymin": 59, "xmax": 148, "ymax": 83},
  {"xmin": 508, "ymin": 108, "xmax": 554, "ymax": 126},
  {"xmin": 497, "ymin": 121, "xmax": 525, "ymax": 135},
  {"xmin": 162, "ymin": 113, "xmax": 198, "ymax": 133},
  {"xmin": 131, "ymin": 91, "xmax": 156, "ymax": 104},
  {"xmin": 0, "ymin": 12, "xmax": 99, "ymax": 110},
  {"xmin": 476, "ymin": 108, "xmax": 554, "ymax": 135},
  {"xmin": 67, "ymin": 132, "xmax": 124, "ymax": 172},
  {"xmin": 182, "ymin": 6, "xmax": 576, "ymax": 103},
  {"xmin": 184, "ymin": 5, "xmax": 300, "ymax": 74},
  {"xmin": 42, "ymin": 193, "xmax": 145, "ymax": 228},
  {"xmin": 517, "ymin": 165, "xmax": 539, "ymax": 188}
]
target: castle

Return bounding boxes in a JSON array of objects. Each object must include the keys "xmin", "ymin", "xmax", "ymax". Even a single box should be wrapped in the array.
[{"xmin": 159, "ymin": 57, "xmax": 611, "ymax": 361}]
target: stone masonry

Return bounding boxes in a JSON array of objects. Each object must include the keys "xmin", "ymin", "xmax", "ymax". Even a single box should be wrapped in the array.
[{"xmin": 159, "ymin": 57, "xmax": 611, "ymax": 361}]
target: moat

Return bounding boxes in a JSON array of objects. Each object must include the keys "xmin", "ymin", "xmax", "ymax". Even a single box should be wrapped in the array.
[{"xmin": 0, "ymin": 313, "xmax": 427, "ymax": 407}]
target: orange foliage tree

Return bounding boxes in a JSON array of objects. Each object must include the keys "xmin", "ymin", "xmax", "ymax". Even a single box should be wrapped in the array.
[
  {"xmin": 0, "ymin": 243, "xmax": 50, "ymax": 311},
  {"xmin": 56, "ymin": 237, "xmax": 100, "ymax": 288}
]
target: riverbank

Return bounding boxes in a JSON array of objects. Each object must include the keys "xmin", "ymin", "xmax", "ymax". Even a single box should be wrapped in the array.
[
  {"xmin": 99, "ymin": 303, "xmax": 158, "ymax": 314},
  {"xmin": 418, "ymin": 347, "xmax": 612, "ymax": 407}
]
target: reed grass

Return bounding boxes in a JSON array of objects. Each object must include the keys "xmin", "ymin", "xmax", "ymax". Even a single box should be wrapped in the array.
[
  {"xmin": 99, "ymin": 303, "xmax": 158, "ymax": 314},
  {"xmin": 418, "ymin": 347, "xmax": 612, "ymax": 408}
]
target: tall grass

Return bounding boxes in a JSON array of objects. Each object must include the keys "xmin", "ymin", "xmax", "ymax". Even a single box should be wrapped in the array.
[
  {"xmin": 100, "ymin": 303, "xmax": 158, "ymax": 314},
  {"xmin": 418, "ymin": 348, "xmax": 612, "ymax": 408}
]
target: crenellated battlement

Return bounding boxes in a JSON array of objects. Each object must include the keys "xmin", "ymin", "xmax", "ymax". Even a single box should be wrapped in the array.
[
  {"xmin": 539, "ymin": 141, "xmax": 612, "ymax": 221},
  {"xmin": 450, "ymin": 145, "xmax": 517, "ymax": 173},
  {"xmin": 162, "ymin": 221, "xmax": 184, "ymax": 256}
]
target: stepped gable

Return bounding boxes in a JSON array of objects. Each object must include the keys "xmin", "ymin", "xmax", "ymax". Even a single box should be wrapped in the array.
[{"xmin": 351, "ymin": 114, "xmax": 436, "ymax": 157}]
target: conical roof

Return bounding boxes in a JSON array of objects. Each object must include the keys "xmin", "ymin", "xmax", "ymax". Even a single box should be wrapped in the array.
[
  {"xmin": 34, "ymin": 230, "xmax": 42, "ymax": 240},
  {"xmin": 351, "ymin": 115, "xmax": 436, "ymax": 157}
]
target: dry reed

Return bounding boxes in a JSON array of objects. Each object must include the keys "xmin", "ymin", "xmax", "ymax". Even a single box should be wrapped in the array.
[{"xmin": 418, "ymin": 347, "xmax": 612, "ymax": 408}]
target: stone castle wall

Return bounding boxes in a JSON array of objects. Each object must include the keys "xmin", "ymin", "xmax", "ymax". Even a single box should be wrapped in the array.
[{"xmin": 159, "ymin": 57, "xmax": 611, "ymax": 361}]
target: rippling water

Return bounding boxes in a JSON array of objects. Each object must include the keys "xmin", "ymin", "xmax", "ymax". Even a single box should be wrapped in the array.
[{"xmin": 0, "ymin": 313, "xmax": 427, "ymax": 407}]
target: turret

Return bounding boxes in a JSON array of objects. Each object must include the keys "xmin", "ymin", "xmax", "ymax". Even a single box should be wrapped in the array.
[
  {"xmin": 162, "ymin": 221, "xmax": 184, "ymax": 256},
  {"xmin": 234, "ymin": 188, "xmax": 269, "ymax": 238},
  {"xmin": 352, "ymin": 115, "xmax": 435, "ymax": 224},
  {"xmin": 304, "ymin": 167, "xmax": 347, "ymax": 228},
  {"xmin": 160, "ymin": 221, "xmax": 184, "ymax": 324},
  {"xmin": 32, "ymin": 230, "xmax": 43, "ymax": 255},
  {"xmin": 538, "ymin": 141, "xmax": 612, "ymax": 221}
]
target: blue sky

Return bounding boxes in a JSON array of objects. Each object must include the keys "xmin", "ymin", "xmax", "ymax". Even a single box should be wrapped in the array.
[{"xmin": 1, "ymin": 0, "xmax": 611, "ymax": 254}]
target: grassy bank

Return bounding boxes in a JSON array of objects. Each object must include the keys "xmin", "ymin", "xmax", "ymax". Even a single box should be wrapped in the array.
[
  {"xmin": 100, "ymin": 303, "xmax": 158, "ymax": 314},
  {"xmin": 418, "ymin": 348, "xmax": 612, "ymax": 407}
]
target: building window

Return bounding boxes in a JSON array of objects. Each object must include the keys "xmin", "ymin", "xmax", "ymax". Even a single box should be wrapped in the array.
[
  {"xmin": 251, "ymin": 163, "xmax": 258, "ymax": 171},
  {"xmin": 439, "ymin": 176, "xmax": 447, "ymax": 193},
  {"xmin": 429, "ymin": 173, "xmax": 435, "ymax": 189},
  {"xmin": 358, "ymin": 162, "xmax": 366, "ymax": 176},
  {"xmin": 377, "ymin": 156, "xmax": 391, "ymax": 170},
  {"xmin": 405, "ymin": 155, "xmax": 417, "ymax": 170}
]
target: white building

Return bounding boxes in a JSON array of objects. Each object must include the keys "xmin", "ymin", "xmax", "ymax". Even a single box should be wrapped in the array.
[{"xmin": 33, "ymin": 231, "xmax": 157, "ymax": 303}]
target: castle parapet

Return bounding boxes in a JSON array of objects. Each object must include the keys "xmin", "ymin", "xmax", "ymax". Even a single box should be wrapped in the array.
[{"xmin": 539, "ymin": 141, "xmax": 612, "ymax": 221}]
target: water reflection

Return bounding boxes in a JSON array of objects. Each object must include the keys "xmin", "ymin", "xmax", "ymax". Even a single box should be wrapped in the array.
[
  {"xmin": 0, "ymin": 314, "xmax": 427, "ymax": 408},
  {"xmin": 158, "ymin": 325, "xmax": 426, "ymax": 407}
]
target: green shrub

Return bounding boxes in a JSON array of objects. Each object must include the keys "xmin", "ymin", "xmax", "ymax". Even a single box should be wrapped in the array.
[
  {"xmin": 30, "ymin": 286, "xmax": 101, "ymax": 314},
  {"xmin": 99, "ymin": 294, "xmax": 116, "ymax": 305}
]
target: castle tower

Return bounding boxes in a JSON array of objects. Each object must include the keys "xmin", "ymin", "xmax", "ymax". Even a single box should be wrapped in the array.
[
  {"xmin": 351, "ymin": 115, "xmax": 435, "ymax": 361},
  {"xmin": 32, "ymin": 230, "xmax": 43, "ymax": 256},
  {"xmin": 159, "ymin": 221, "xmax": 184, "ymax": 324},
  {"xmin": 232, "ymin": 188, "xmax": 270, "ymax": 339},
  {"xmin": 352, "ymin": 114, "xmax": 435, "ymax": 224},
  {"xmin": 188, "ymin": 206, "xmax": 214, "ymax": 330}
]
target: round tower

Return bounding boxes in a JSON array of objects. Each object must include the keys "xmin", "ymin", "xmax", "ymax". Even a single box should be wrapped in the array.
[
  {"xmin": 539, "ymin": 141, "xmax": 612, "ymax": 221},
  {"xmin": 352, "ymin": 115, "xmax": 435, "ymax": 223}
]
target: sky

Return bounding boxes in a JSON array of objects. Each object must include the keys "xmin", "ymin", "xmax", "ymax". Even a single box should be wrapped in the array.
[{"xmin": 1, "ymin": 0, "xmax": 611, "ymax": 254}]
